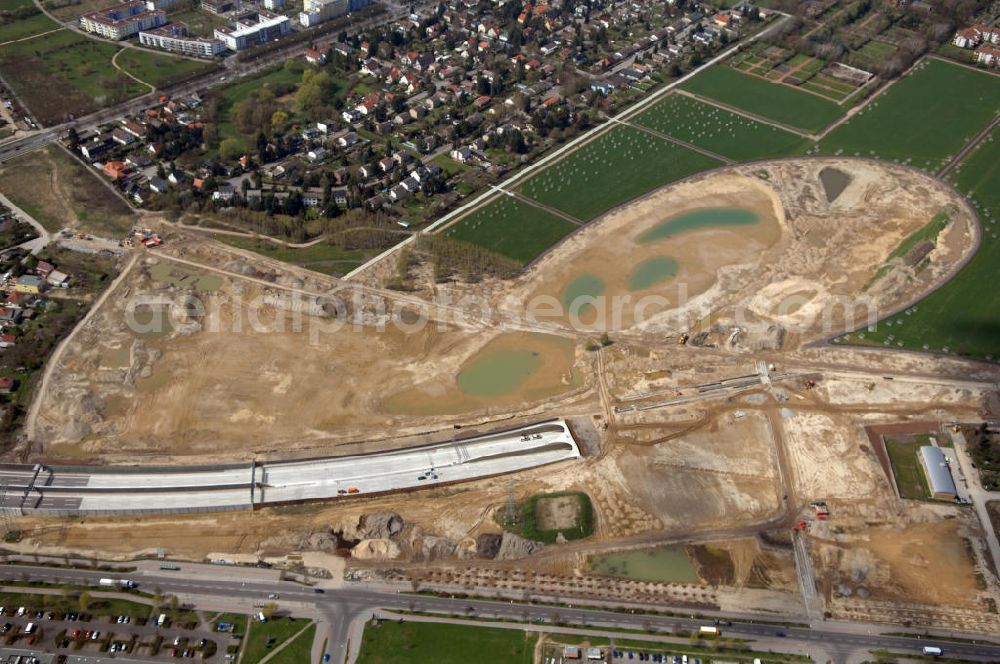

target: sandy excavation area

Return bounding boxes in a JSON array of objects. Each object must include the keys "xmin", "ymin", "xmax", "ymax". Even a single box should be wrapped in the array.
[
  {"xmin": 494, "ymin": 158, "xmax": 975, "ymax": 346},
  {"xmin": 30, "ymin": 256, "xmax": 589, "ymax": 462}
]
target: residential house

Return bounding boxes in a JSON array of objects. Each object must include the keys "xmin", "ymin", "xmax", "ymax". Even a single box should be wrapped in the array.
[
  {"xmin": 977, "ymin": 45, "xmax": 1000, "ymax": 66},
  {"xmin": 46, "ymin": 270, "xmax": 70, "ymax": 288}
]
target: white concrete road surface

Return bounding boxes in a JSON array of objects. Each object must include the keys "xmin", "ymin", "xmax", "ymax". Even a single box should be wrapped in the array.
[{"xmin": 0, "ymin": 419, "xmax": 581, "ymax": 516}]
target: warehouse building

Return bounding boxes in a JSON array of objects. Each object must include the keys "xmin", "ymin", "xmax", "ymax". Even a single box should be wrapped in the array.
[
  {"xmin": 80, "ymin": 0, "xmax": 166, "ymax": 39},
  {"xmin": 140, "ymin": 23, "xmax": 226, "ymax": 56},
  {"xmin": 919, "ymin": 445, "xmax": 958, "ymax": 501},
  {"xmin": 214, "ymin": 10, "xmax": 290, "ymax": 51}
]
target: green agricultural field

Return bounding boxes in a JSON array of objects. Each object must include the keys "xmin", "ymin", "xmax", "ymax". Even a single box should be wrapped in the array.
[
  {"xmin": 680, "ymin": 65, "xmax": 844, "ymax": 133},
  {"xmin": 0, "ymin": 30, "xmax": 146, "ymax": 124},
  {"xmin": 884, "ymin": 438, "xmax": 931, "ymax": 500},
  {"xmin": 836, "ymin": 127, "xmax": 1000, "ymax": 360},
  {"xmin": 634, "ymin": 94, "xmax": 811, "ymax": 162},
  {"xmin": 817, "ymin": 59, "xmax": 1000, "ymax": 172},
  {"xmin": 443, "ymin": 197, "xmax": 577, "ymax": 263},
  {"xmin": 115, "ymin": 49, "xmax": 217, "ymax": 88},
  {"xmin": 356, "ymin": 620, "xmax": 535, "ymax": 664},
  {"xmin": 518, "ymin": 125, "xmax": 721, "ymax": 221},
  {"xmin": 0, "ymin": 11, "xmax": 59, "ymax": 43}
]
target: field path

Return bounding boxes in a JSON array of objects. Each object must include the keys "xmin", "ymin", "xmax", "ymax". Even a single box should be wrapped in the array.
[
  {"xmin": 112, "ymin": 48, "xmax": 155, "ymax": 92},
  {"xmin": 24, "ymin": 251, "xmax": 139, "ymax": 443},
  {"xmin": 674, "ymin": 89, "xmax": 812, "ymax": 138},
  {"xmin": 607, "ymin": 115, "xmax": 734, "ymax": 165},
  {"xmin": 0, "ymin": 26, "xmax": 64, "ymax": 47},
  {"xmin": 490, "ymin": 186, "xmax": 585, "ymax": 226},
  {"xmin": 937, "ymin": 111, "xmax": 1000, "ymax": 179}
]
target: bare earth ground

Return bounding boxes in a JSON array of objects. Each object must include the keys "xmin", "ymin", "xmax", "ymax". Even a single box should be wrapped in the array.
[
  {"xmin": 32, "ymin": 256, "xmax": 590, "ymax": 461},
  {"xmin": 14, "ymin": 158, "xmax": 1000, "ymax": 627}
]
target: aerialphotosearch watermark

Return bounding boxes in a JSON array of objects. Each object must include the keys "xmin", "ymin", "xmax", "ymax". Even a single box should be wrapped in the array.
[{"xmin": 122, "ymin": 281, "xmax": 884, "ymax": 344}]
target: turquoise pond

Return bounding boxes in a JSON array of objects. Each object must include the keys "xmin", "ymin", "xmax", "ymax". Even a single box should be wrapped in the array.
[
  {"xmin": 637, "ymin": 207, "xmax": 760, "ymax": 244},
  {"xmin": 562, "ymin": 274, "xmax": 607, "ymax": 309},
  {"xmin": 627, "ymin": 257, "xmax": 679, "ymax": 291}
]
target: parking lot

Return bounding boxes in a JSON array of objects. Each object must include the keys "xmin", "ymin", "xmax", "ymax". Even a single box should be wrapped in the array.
[{"xmin": 0, "ymin": 605, "xmax": 237, "ymax": 663}]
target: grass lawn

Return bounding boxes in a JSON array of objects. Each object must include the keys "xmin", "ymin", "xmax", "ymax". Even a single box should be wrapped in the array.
[
  {"xmin": 837, "ymin": 126, "xmax": 1000, "ymax": 360},
  {"xmin": 0, "ymin": 30, "xmax": 146, "ymax": 124},
  {"xmin": 817, "ymin": 59, "xmax": 1000, "ymax": 172},
  {"xmin": 166, "ymin": 7, "xmax": 230, "ymax": 37},
  {"xmin": 356, "ymin": 620, "xmax": 535, "ymax": 664},
  {"xmin": 212, "ymin": 612, "xmax": 249, "ymax": 634},
  {"xmin": 518, "ymin": 125, "xmax": 721, "ymax": 221},
  {"xmin": 0, "ymin": 11, "xmax": 60, "ymax": 43},
  {"xmin": 443, "ymin": 197, "xmax": 577, "ymax": 263},
  {"xmin": 634, "ymin": 94, "xmax": 811, "ymax": 162},
  {"xmin": 217, "ymin": 235, "xmax": 366, "ymax": 276},
  {"xmin": 268, "ymin": 623, "xmax": 316, "ymax": 664},
  {"xmin": 884, "ymin": 438, "xmax": 931, "ymax": 500},
  {"xmin": 0, "ymin": 145, "xmax": 136, "ymax": 236},
  {"xmin": 680, "ymin": 65, "xmax": 843, "ymax": 133},
  {"xmin": 243, "ymin": 618, "xmax": 311, "ymax": 664},
  {"xmin": 114, "ymin": 48, "xmax": 217, "ymax": 88}
]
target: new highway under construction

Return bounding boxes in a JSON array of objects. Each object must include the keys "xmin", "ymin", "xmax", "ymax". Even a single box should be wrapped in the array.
[{"xmin": 0, "ymin": 420, "xmax": 581, "ymax": 516}]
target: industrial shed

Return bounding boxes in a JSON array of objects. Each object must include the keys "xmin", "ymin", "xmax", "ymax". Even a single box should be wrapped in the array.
[{"xmin": 919, "ymin": 446, "xmax": 958, "ymax": 500}]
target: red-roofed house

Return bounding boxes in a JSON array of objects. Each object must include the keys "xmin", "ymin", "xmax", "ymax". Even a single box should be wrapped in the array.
[
  {"xmin": 976, "ymin": 45, "xmax": 1000, "ymax": 65},
  {"xmin": 102, "ymin": 161, "xmax": 130, "ymax": 180}
]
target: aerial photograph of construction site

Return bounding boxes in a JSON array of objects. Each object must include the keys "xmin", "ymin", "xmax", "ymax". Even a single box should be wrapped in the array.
[{"xmin": 1, "ymin": 0, "xmax": 1000, "ymax": 662}]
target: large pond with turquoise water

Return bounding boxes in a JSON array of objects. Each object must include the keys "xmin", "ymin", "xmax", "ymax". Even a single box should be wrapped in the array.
[{"xmin": 637, "ymin": 207, "xmax": 761, "ymax": 244}]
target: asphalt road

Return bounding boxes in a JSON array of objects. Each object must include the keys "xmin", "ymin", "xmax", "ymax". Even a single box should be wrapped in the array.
[{"xmin": 2, "ymin": 563, "xmax": 999, "ymax": 664}]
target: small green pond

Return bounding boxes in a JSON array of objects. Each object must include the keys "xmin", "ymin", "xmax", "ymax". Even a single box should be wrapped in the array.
[
  {"xmin": 589, "ymin": 546, "xmax": 699, "ymax": 583},
  {"xmin": 457, "ymin": 349, "xmax": 543, "ymax": 397}
]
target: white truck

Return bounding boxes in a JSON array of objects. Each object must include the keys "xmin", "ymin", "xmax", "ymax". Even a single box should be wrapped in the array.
[
  {"xmin": 699, "ymin": 626, "xmax": 720, "ymax": 636},
  {"xmin": 98, "ymin": 578, "xmax": 137, "ymax": 589},
  {"xmin": 922, "ymin": 647, "xmax": 943, "ymax": 656}
]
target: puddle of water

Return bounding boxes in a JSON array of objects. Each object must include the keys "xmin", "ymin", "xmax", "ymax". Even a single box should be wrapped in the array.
[
  {"xmin": 130, "ymin": 304, "xmax": 174, "ymax": 338},
  {"xmin": 589, "ymin": 546, "xmax": 699, "ymax": 583},
  {"xmin": 627, "ymin": 256, "xmax": 679, "ymax": 291},
  {"xmin": 457, "ymin": 349, "xmax": 543, "ymax": 397},
  {"xmin": 819, "ymin": 166, "xmax": 851, "ymax": 203},
  {"xmin": 150, "ymin": 262, "xmax": 223, "ymax": 292},
  {"xmin": 637, "ymin": 208, "xmax": 760, "ymax": 244}
]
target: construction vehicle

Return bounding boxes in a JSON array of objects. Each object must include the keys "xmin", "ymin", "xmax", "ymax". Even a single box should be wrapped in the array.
[
  {"xmin": 678, "ymin": 333, "xmax": 689, "ymax": 345},
  {"xmin": 346, "ymin": 487, "xmax": 359, "ymax": 494}
]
